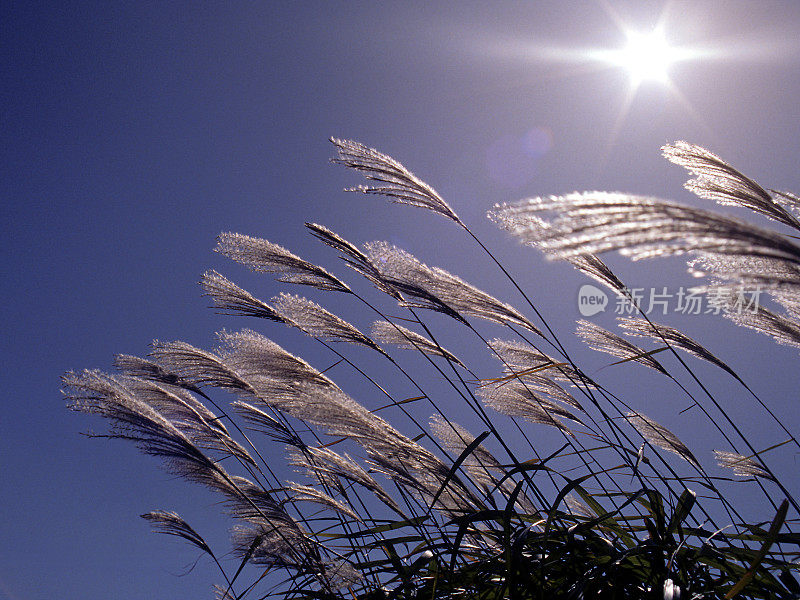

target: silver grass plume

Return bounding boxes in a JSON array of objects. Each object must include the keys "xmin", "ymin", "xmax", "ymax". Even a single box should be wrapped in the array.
[
  {"xmin": 428, "ymin": 414, "xmax": 535, "ymax": 513},
  {"xmin": 230, "ymin": 521, "xmax": 312, "ymax": 571},
  {"xmin": 487, "ymin": 338, "xmax": 581, "ymax": 385},
  {"xmin": 221, "ymin": 476, "xmax": 317, "ymax": 583},
  {"xmin": 663, "ymin": 141, "xmax": 800, "ymax": 230},
  {"xmin": 576, "ymin": 320, "xmax": 668, "ymax": 376},
  {"xmin": 486, "ymin": 339, "xmax": 583, "ymax": 413},
  {"xmin": 476, "ymin": 379, "xmax": 576, "ymax": 435},
  {"xmin": 330, "ymin": 138, "xmax": 460, "ymax": 222},
  {"xmin": 285, "ymin": 482, "xmax": 362, "ymax": 522},
  {"xmin": 215, "ymin": 232, "xmax": 351, "ymax": 293},
  {"xmin": 118, "ymin": 375, "xmax": 254, "ymax": 465},
  {"xmin": 94, "ymin": 355, "xmax": 290, "ymax": 518},
  {"xmin": 66, "ymin": 369, "xmax": 313, "ymax": 575},
  {"xmin": 62, "ymin": 370, "xmax": 238, "ymax": 495},
  {"xmin": 320, "ymin": 560, "xmax": 363, "ymax": 590},
  {"xmin": 141, "ymin": 510, "xmax": 214, "ymax": 556},
  {"xmin": 566, "ymin": 253, "xmax": 627, "ymax": 296},
  {"xmin": 687, "ymin": 256, "xmax": 800, "ymax": 348},
  {"xmin": 627, "ymin": 412, "xmax": 699, "ymax": 469},
  {"xmin": 212, "ymin": 332, "xmax": 442, "ymax": 468},
  {"xmin": 488, "ymin": 192, "xmax": 800, "ymax": 265},
  {"xmin": 772, "ymin": 289, "xmax": 800, "ymax": 321},
  {"xmin": 289, "ymin": 446, "xmax": 405, "ymax": 517},
  {"xmin": 297, "ymin": 453, "xmax": 347, "ymax": 497},
  {"xmin": 212, "ymin": 331, "xmax": 459, "ymax": 496},
  {"xmin": 617, "ymin": 316, "xmax": 738, "ymax": 380},
  {"xmin": 223, "ymin": 475, "xmax": 301, "ymax": 530},
  {"xmin": 773, "ymin": 189, "xmax": 800, "ymax": 214},
  {"xmin": 503, "ymin": 210, "xmax": 627, "ymax": 296},
  {"xmin": 714, "ymin": 450, "xmax": 774, "ymax": 481},
  {"xmin": 114, "ymin": 353, "xmax": 203, "ymax": 394},
  {"xmin": 507, "ymin": 372, "xmax": 582, "ymax": 413},
  {"xmin": 429, "ymin": 414, "xmax": 537, "ymax": 523},
  {"xmin": 201, "ymin": 270, "xmax": 285, "ymax": 322},
  {"xmin": 688, "ymin": 251, "xmax": 800, "ymax": 291},
  {"xmin": 429, "ymin": 414, "xmax": 503, "ymax": 489},
  {"xmin": 274, "ymin": 381, "xmax": 438, "ymax": 472},
  {"xmin": 114, "ymin": 354, "xmax": 227, "ymax": 433},
  {"xmin": 723, "ymin": 301, "xmax": 800, "ymax": 351},
  {"xmin": 371, "ymin": 319, "xmax": 464, "ymax": 366},
  {"xmin": 363, "ymin": 242, "xmax": 466, "ymax": 323},
  {"xmin": 364, "ymin": 241, "xmax": 543, "ymax": 335},
  {"xmin": 147, "ymin": 333, "xmax": 329, "ymax": 452},
  {"xmin": 232, "ymin": 401, "xmax": 305, "ymax": 447},
  {"xmin": 215, "ymin": 328, "xmax": 334, "ymax": 389},
  {"xmin": 149, "ymin": 330, "xmax": 333, "ymax": 406},
  {"xmin": 271, "ymin": 292, "xmax": 385, "ymax": 354},
  {"xmin": 306, "ymin": 222, "xmax": 403, "ymax": 300},
  {"xmin": 367, "ymin": 451, "xmax": 478, "ymax": 514},
  {"xmin": 149, "ymin": 339, "xmax": 255, "ymax": 393},
  {"xmin": 230, "ymin": 521, "xmax": 292, "ymax": 566}
]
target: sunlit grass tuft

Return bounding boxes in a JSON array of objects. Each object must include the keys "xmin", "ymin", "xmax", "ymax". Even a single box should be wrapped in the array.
[{"xmin": 64, "ymin": 139, "xmax": 800, "ymax": 599}]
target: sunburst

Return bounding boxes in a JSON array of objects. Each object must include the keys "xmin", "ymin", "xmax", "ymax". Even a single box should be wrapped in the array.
[
  {"xmin": 592, "ymin": 26, "xmax": 692, "ymax": 89},
  {"xmin": 613, "ymin": 29, "xmax": 676, "ymax": 86}
]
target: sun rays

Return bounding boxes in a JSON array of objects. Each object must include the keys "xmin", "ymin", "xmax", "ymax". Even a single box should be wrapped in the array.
[{"xmin": 593, "ymin": 27, "xmax": 690, "ymax": 88}]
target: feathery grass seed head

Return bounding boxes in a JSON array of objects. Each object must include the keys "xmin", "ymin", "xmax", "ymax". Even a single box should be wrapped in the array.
[
  {"xmin": 215, "ymin": 232, "xmax": 351, "ymax": 293},
  {"xmin": 330, "ymin": 138, "xmax": 460, "ymax": 222}
]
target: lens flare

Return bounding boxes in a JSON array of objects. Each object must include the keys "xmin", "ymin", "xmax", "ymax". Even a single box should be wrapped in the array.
[
  {"xmin": 598, "ymin": 27, "xmax": 694, "ymax": 88},
  {"xmin": 617, "ymin": 30, "xmax": 674, "ymax": 84}
]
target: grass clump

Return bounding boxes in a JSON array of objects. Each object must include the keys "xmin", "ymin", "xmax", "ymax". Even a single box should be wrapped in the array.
[{"xmin": 64, "ymin": 138, "xmax": 800, "ymax": 599}]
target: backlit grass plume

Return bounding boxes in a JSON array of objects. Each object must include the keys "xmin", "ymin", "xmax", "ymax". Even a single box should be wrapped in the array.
[{"xmin": 64, "ymin": 139, "xmax": 800, "ymax": 599}]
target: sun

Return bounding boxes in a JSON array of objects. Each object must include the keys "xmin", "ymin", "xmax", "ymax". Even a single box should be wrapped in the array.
[
  {"xmin": 608, "ymin": 28, "xmax": 681, "ymax": 86},
  {"xmin": 586, "ymin": 24, "xmax": 694, "ymax": 90},
  {"xmin": 619, "ymin": 30, "xmax": 674, "ymax": 84}
]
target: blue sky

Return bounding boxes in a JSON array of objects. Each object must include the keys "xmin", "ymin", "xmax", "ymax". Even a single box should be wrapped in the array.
[{"xmin": 4, "ymin": 1, "xmax": 800, "ymax": 598}]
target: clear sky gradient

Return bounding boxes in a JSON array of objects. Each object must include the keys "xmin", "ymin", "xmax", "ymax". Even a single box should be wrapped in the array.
[{"xmin": 4, "ymin": 2, "xmax": 800, "ymax": 598}]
